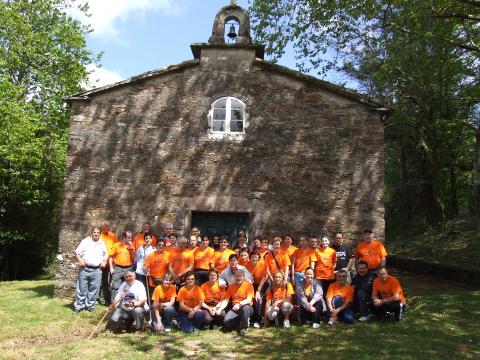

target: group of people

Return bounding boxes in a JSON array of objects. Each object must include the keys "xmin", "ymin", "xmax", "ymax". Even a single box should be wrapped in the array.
[{"xmin": 73, "ymin": 221, "xmax": 407, "ymax": 335}]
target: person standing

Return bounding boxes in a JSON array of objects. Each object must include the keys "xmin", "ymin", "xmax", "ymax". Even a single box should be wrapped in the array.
[
  {"xmin": 134, "ymin": 233, "xmax": 156, "ymax": 290},
  {"xmin": 291, "ymin": 235, "xmax": 317, "ymax": 286},
  {"xmin": 73, "ymin": 226, "xmax": 108, "ymax": 313},
  {"xmin": 213, "ymin": 236, "xmax": 236, "ymax": 274},
  {"xmin": 133, "ymin": 223, "xmax": 157, "ymax": 251},
  {"xmin": 354, "ymin": 228, "xmax": 387, "ymax": 276},
  {"xmin": 144, "ymin": 239, "xmax": 171, "ymax": 295},
  {"xmin": 98, "ymin": 220, "xmax": 117, "ymax": 305},
  {"xmin": 219, "ymin": 254, "xmax": 253, "ymax": 287},
  {"xmin": 193, "ymin": 235, "xmax": 215, "ymax": 284},
  {"xmin": 331, "ymin": 232, "xmax": 355, "ymax": 282},
  {"xmin": 314, "ymin": 237, "xmax": 337, "ymax": 298},
  {"xmin": 168, "ymin": 236, "xmax": 194, "ymax": 288},
  {"xmin": 109, "ymin": 231, "xmax": 136, "ymax": 302}
]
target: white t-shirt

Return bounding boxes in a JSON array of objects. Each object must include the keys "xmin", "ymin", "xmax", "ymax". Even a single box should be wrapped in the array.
[
  {"xmin": 75, "ymin": 236, "xmax": 108, "ymax": 267},
  {"xmin": 115, "ymin": 280, "xmax": 148, "ymax": 311}
]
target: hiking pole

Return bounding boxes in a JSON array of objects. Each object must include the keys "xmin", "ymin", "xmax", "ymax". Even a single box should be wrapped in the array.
[
  {"xmin": 146, "ymin": 275, "xmax": 152, "ymax": 326},
  {"xmin": 87, "ymin": 299, "xmax": 119, "ymax": 340}
]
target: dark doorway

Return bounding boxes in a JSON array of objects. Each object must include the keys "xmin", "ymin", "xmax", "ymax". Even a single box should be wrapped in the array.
[{"xmin": 191, "ymin": 211, "xmax": 250, "ymax": 244}]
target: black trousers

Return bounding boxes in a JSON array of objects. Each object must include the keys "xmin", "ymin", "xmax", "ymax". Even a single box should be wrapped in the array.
[
  {"xmin": 224, "ymin": 305, "xmax": 253, "ymax": 330},
  {"xmin": 373, "ymin": 301, "xmax": 405, "ymax": 321},
  {"xmin": 354, "ymin": 289, "xmax": 372, "ymax": 317},
  {"xmin": 299, "ymin": 301, "xmax": 324, "ymax": 323}
]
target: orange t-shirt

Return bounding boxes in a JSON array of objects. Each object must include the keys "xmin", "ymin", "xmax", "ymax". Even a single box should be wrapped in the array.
[
  {"xmin": 144, "ymin": 250, "xmax": 170, "ymax": 286},
  {"xmin": 226, "ymin": 280, "xmax": 255, "ymax": 306},
  {"xmin": 169, "ymin": 248, "xmax": 194, "ymax": 275},
  {"xmin": 133, "ymin": 232, "xmax": 158, "ymax": 251},
  {"xmin": 201, "ymin": 281, "xmax": 226, "ymax": 304},
  {"xmin": 259, "ymin": 248, "xmax": 269, "ymax": 259},
  {"xmin": 100, "ymin": 231, "xmax": 117, "ymax": 256},
  {"xmin": 354, "ymin": 240, "xmax": 388, "ymax": 269},
  {"xmin": 372, "ymin": 276, "xmax": 406, "ymax": 304},
  {"xmin": 193, "ymin": 246, "xmax": 215, "ymax": 270},
  {"xmin": 264, "ymin": 251, "xmax": 291, "ymax": 276},
  {"xmin": 281, "ymin": 245, "xmax": 298, "ymax": 259},
  {"xmin": 177, "ymin": 285, "xmax": 205, "ymax": 308},
  {"xmin": 111, "ymin": 242, "xmax": 134, "ymax": 267},
  {"xmin": 152, "ymin": 284, "xmax": 177, "ymax": 303},
  {"xmin": 293, "ymin": 247, "xmax": 317, "ymax": 272},
  {"xmin": 266, "ymin": 282, "xmax": 295, "ymax": 303},
  {"xmin": 245, "ymin": 260, "xmax": 267, "ymax": 285},
  {"xmin": 326, "ymin": 282, "xmax": 354, "ymax": 303},
  {"xmin": 314, "ymin": 247, "xmax": 337, "ymax": 280},
  {"xmin": 213, "ymin": 249, "xmax": 236, "ymax": 273}
]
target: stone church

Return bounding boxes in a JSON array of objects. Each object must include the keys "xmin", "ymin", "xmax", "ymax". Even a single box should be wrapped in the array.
[{"xmin": 55, "ymin": 3, "xmax": 390, "ymax": 296}]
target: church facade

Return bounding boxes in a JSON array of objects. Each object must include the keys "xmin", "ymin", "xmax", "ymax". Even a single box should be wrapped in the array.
[{"xmin": 55, "ymin": 4, "xmax": 389, "ymax": 296}]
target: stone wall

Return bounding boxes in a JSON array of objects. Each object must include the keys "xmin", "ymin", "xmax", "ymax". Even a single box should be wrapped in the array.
[{"xmin": 55, "ymin": 46, "xmax": 384, "ymax": 297}]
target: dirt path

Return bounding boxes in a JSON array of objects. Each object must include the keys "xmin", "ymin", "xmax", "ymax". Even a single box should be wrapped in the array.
[{"xmin": 390, "ymin": 267, "xmax": 478, "ymax": 296}]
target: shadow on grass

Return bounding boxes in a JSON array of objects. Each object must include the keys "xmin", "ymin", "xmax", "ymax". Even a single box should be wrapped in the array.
[{"xmin": 22, "ymin": 283, "xmax": 54, "ymax": 299}]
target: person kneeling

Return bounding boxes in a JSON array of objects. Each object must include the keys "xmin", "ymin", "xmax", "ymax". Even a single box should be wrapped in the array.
[
  {"xmin": 219, "ymin": 269, "xmax": 254, "ymax": 336},
  {"xmin": 372, "ymin": 267, "xmax": 407, "ymax": 322},
  {"xmin": 151, "ymin": 273, "xmax": 177, "ymax": 332},
  {"xmin": 201, "ymin": 270, "xmax": 227, "ymax": 329},
  {"xmin": 177, "ymin": 271, "xmax": 207, "ymax": 333},
  {"xmin": 264, "ymin": 270, "xmax": 295, "ymax": 328},
  {"xmin": 296, "ymin": 267, "xmax": 326, "ymax": 328},
  {"xmin": 108, "ymin": 271, "xmax": 148, "ymax": 333},
  {"xmin": 326, "ymin": 270, "xmax": 354, "ymax": 325}
]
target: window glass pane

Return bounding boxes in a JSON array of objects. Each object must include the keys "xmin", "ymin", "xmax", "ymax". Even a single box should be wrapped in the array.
[
  {"xmin": 214, "ymin": 98, "xmax": 228, "ymax": 108},
  {"xmin": 230, "ymin": 99, "xmax": 243, "ymax": 109},
  {"xmin": 230, "ymin": 120, "xmax": 244, "ymax": 132},
  {"xmin": 231, "ymin": 109, "xmax": 243, "ymax": 121},
  {"xmin": 213, "ymin": 120, "xmax": 225, "ymax": 132},
  {"xmin": 213, "ymin": 108, "xmax": 226, "ymax": 120}
]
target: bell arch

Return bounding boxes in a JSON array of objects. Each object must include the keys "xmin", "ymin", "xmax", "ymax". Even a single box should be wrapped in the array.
[{"xmin": 208, "ymin": 4, "xmax": 252, "ymax": 45}]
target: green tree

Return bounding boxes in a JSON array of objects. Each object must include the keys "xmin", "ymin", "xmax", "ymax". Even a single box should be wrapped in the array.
[{"xmin": 0, "ymin": 0, "xmax": 97, "ymax": 279}]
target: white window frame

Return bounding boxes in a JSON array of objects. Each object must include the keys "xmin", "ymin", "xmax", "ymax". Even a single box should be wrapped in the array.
[{"xmin": 208, "ymin": 97, "xmax": 247, "ymax": 140}]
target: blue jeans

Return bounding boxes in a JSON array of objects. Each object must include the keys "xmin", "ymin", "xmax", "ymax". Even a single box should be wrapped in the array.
[
  {"xmin": 332, "ymin": 295, "xmax": 354, "ymax": 324},
  {"xmin": 151, "ymin": 305, "xmax": 177, "ymax": 330},
  {"xmin": 294, "ymin": 271, "xmax": 305, "ymax": 284},
  {"xmin": 74, "ymin": 267, "xmax": 102, "ymax": 311},
  {"xmin": 177, "ymin": 310, "xmax": 206, "ymax": 333}
]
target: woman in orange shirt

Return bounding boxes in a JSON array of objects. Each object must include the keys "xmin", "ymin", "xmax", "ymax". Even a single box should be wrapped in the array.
[
  {"xmin": 201, "ymin": 270, "xmax": 226, "ymax": 329},
  {"xmin": 264, "ymin": 270, "xmax": 295, "ymax": 328},
  {"xmin": 213, "ymin": 237, "xmax": 236, "ymax": 273},
  {"xmin": 176, "ymin": 271, "xmax": 207, "ymax": 333},
  {"xmin": 193, "ymin": 235, "xmax": 215, "ymax": 284},
  {"xmin": 315, "ymin": 237, "xmax": 337, "ymax": 298},
  {"xmin": 281, "ymin": 233, "xmax": 297, "ymax": 259}
]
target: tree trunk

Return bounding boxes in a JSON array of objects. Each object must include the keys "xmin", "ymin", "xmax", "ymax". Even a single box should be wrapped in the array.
[
  {"xmin": 468, "ymin": 129, "xmax": 480, "ymax": 226},
  {"xmin": 447, "ymin": 151, "xmax": 458, "ymax": 219}
]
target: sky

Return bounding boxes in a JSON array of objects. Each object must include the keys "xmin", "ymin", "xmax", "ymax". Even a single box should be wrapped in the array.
[{"xmin": 68, "ymin": 0, "xmax": 341, "ymax": 89}]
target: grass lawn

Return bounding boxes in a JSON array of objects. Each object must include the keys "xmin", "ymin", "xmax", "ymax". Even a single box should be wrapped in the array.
[
  {"xmin": 0, "ymin": 273, "xmax": 478, "ymax": 360},
  {"xmin": 387, "ymin": 220, "xmax": 480, "ymax": 271}
]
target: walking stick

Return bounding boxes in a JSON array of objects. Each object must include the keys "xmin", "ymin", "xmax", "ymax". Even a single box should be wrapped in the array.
[
  {"xmin": 87, "ymin": 299, "xmax": 119, "ymax": 340},
  {"xmin": 146, "ymin": 275, "xmax": 152, "ymax": 325}
]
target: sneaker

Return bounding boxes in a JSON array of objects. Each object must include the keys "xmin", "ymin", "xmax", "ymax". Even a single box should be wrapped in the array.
[
  {"xmin": 358, "ymin": 316, "xmax": 368, "ymax": 322},
  {"xmin": 283, "ymin": 319, "xmax": 291, "ymax": 328},
  {"xmin": 164, "ymin": 328, "xmax": 171, "ymax": 332},
  {"xmin": 253, "ymin": 322, "xmax": 260, "ymax": 329},
  {"xmin": 73, "ymin": 308, "xmax": 81, "ymax": 314},
  {"xmin": 238, "ymin": 329, "xmax": 247, "ymax": 336},
  {"xmin": 87, "ymin": 307, "xmax": 95, "ymax": 312},
  {"xmin": 327, "ymin": 319, "xmax": 334, "ymax": 326},
  {"xmin": 312, "ymin": 323, "xmax": 321, "ymax": 329}
]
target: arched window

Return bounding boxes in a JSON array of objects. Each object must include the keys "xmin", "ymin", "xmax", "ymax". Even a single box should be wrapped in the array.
[{"xmin": 208, "ymin": 97, "xmax": 247, "ymax": 139}]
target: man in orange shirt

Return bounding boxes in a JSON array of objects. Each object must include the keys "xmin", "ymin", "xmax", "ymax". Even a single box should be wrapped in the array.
[
  {"xmin": 133, "ymin": 222, "xmax": 157, "ymax": 251},
  {"xmin": 219, "ymin": 269, "xmax": 254, "ymax": 335},
  {"xmin": 193, "ymin": 235, "xmax": 215, "ymax": 284},
  {"xmin": 99, "ymin": 220, "xmax": 117, "ymax": 305},
  {"xmin": 354, "ymin": 228, "xmax": 387, "ymax": 275},
  {"xmin": 315, "ymin": 237, "xmax": 337, "ymax": 298},
  {"xmin": 168, "ymin": 236, "xmax": 194, "ymax": 287},
  {"xmin": 372, "ymin": 267, "xmax": 406, "ymax": 321},
  {"xmin": 109, "ymin": 231, "xmax": 136, "ymax": 302},
  {"xmin": 326, "ymin": 270, "xmax": 354, "ymax": 325}
]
